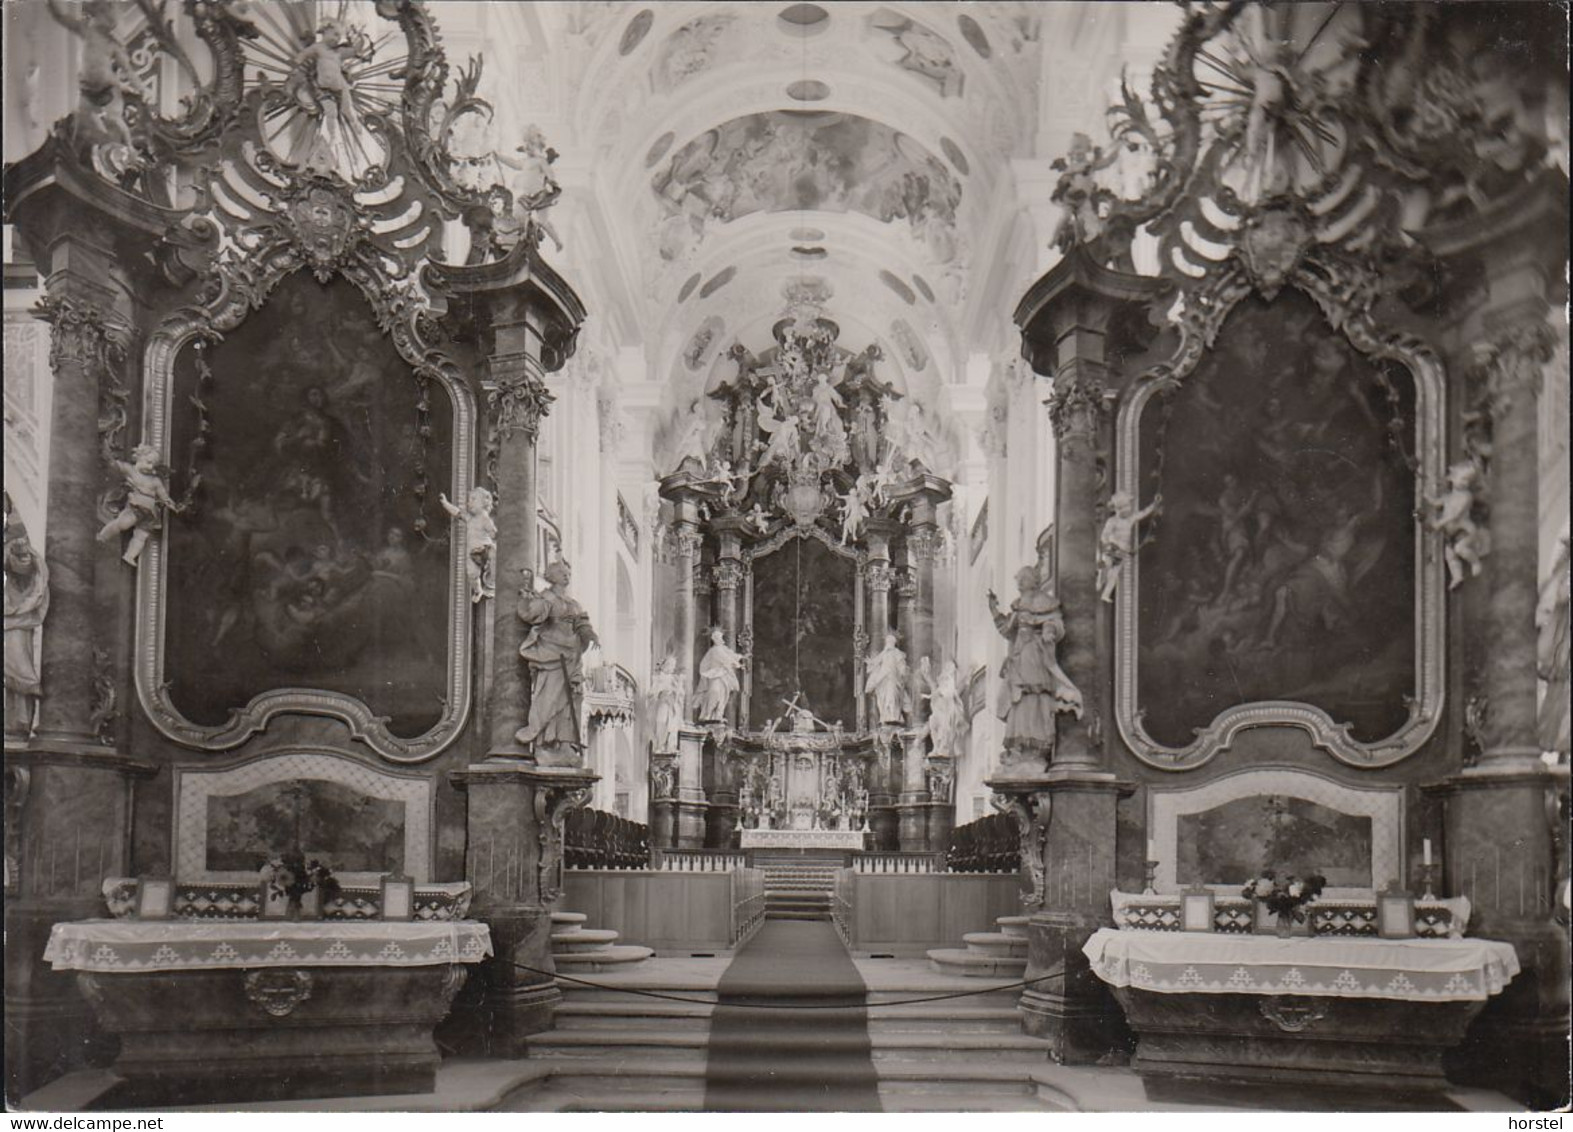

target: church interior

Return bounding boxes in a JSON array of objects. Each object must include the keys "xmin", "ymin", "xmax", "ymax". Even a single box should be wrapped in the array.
[{"xmin": 3, "ymin": 0, "xmax": 1569, "ymax": 1116}]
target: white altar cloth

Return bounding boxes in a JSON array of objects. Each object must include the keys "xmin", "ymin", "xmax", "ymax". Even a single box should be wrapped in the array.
[
  {"xmin": 44, "ymin": 919, "xmax": 493, "ymax": 973},
  {"xmin": 1083, "ymin": 926, "xmax": 1518, "ymax": 1002},
  {"xmin": 740, "ymin": 828, "xmax": 864, "ymax": 849}
]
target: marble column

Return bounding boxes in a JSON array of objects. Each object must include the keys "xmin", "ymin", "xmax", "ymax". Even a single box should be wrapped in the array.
[
  {"xmin": 428, "ymin": 235, "xmax": 587, "ymax": 1051},
  {"xmin": 1423, "ymin": 179, "xmax": 1569, "ymax": 1106},
  {"xmin": 4, "ymin": 195, "xmax": 158, "ymax": 1098},
  {"xmin": 445, "ymin": 766, "xmax": 595, "ymax": 1053},
  {"xmin": 668, "ymin": 505, "xmax": 702, "ymax": 693},
  {"xmin": 1008, "ymin": 248, "xmax": 1165, "ymax": 1060}
]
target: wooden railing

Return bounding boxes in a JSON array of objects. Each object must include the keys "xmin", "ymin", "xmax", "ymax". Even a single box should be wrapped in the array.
[
  {"xmin": 651, "ymin": 848, "xmax": 747, "ymax": 872},
  {"xmin": 853, "ymin": 851, "xmax": 947, "ymax": 874},
  {"xmin": 564, "ymin": 808, "xmax": 650, "ymax": 871},
  {"xmin": 731, "ymin": 867, "xmax": 766, "ymax": 945},
  {"xmin": 831, "ymin": 867, "xmax": 855, "ymax": 946},
  {"xmin": 945, "ymin": 813, "xmax": 1020, "ymax": 874}
]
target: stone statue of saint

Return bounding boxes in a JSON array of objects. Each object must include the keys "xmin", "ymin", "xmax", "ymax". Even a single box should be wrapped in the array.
[
  {"xmin": 694, "ymin": 627, "xmax": 746, "ymax": 723},
  {"xmin": 864, "ymin": 630, "xmax": 910, "ymax": 726},
  {"xmin": 989, "ymin": 565, "xmax": 1083, "ymax": 769},
  {"xmin": 515, "ymin": 561, "xmax": 599, "ymax": 766},
  {"xmin": 648, "ymin": 652, "xmax": 686, "ymax": 755},
  {"xmin": 4, "ymin": 497, "xmax": 49, "ymax": 740},
  {"xmin": 924, "ymin": 658, "xmax": 968, "ymax": 759}
]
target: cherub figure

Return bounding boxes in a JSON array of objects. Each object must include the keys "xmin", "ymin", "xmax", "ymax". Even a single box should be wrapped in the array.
[
  {"xmin": 439, "ymin": 486, "xmax": 497, "ymax": 603},
  {"xmin": 1049, "ymin": 132, "xmax": 1118, "ymax": 250},
  {"xmin": 744, "ymin": 503, "xmax": 772, "ymax": 535},
  {"xmin": 97, "ymin": 444, "xmax": 183, "ymax": 566},
  {"xmin": 47, "ymin": 0, "xmax": 145, "ymax": 155},
  {"xmin": 495, "ymin": 125, "xmax": 565, "ymax": 252},
  {"xmin": 1424, "ymin": 460, "xmax": 1490, "ymax": 590},
  {"xmin": 1096, "ymin": 490, "xmax": 1162, "ymax": 602},
  {"xmin": 757, "ymin": 404, "xmax": 803, "ymax": 471},
  {"xmin": 838, "ymin": 482, "xmax": 869, "ymax": 545},
  {"xmin": 284, "ymin": 19, "xmax": 361, "ymax": 120}
]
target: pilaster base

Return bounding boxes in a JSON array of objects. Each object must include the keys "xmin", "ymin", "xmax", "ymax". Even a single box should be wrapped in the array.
[
  {"xmin": 897, "ymin": 794, "xmax": 929, "ymax": 851},
  {"xmin": 675, "ymin": 794, "xmax": 709, "ymax": 849},
  {"xmin": 437, "ymin": 906, "xmax": 559, "ymax": 1057},
  {"xmin": 1019, "ymin": 910, "xmax": 1134, "ymax": 1063}
]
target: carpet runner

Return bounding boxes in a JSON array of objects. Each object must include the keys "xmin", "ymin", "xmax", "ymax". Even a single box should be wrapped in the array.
[{"xmin": 702, "ymin": 919, "xmax": 882, "ymax": 1112}]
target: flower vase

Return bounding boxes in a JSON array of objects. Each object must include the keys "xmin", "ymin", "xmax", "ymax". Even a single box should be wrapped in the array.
[
  {"xmin": 299, "ymin": 888, "xmax": 323, "ymax": 920},
  {"xmin": 1275, "ymin": 911, "xmax": 1294, "ymax": 939},
  {"xmin": 285, "ymin": 895, "xmax": 302, "ymax": 922}
]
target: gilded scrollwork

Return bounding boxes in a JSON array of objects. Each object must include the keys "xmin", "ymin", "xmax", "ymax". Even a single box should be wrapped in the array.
[
  {"xmin": 534, "ymin": 782, "xmax": 592, "ymax": 904},
  {"xmin": 992, "ymin": 789, "xmax": 1051, "ymax": 910}
]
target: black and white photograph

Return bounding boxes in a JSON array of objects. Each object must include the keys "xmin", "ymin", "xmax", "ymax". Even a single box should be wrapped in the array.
[{"xmin": 2, "ymin": 0, "xmax": 1568, "ymax": 1120}]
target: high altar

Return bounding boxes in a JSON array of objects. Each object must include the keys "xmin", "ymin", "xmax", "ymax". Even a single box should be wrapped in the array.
[{"xmin": 648, "ymin": 312, "xmax": 953, "ymax": 853}]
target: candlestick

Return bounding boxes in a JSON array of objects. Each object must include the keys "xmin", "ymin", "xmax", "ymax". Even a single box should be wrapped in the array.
[
  {"xmin": 1142, "ymin": 859, "xmax": 1158, "ymax": 896},
  {"xmin": 1419, "ymin": 862, "xmax": 1437, "ymax": 902}
]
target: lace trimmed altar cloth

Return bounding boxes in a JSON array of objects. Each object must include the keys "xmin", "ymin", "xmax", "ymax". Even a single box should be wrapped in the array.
[
  {"xmin": 1083, "ymin": 926, "xmax": 1518, "ymax": 1002},
  {"xmin": 44, "ymin": 918, "xmax": 493, "ymax": 972}
]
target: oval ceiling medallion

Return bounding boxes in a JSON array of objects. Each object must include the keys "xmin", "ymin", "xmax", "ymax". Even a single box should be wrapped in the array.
[
  {"xmin": 619, "ymin": 9, "xmax": 654, "ymax": 56},
  {"xmin": 940, "ymin": 137, "xmax": 970, "ymax": 176},
  {"xmin": 778, "ymin": 4, "xmax": 830, "ymax": 34},
  {"xmin": 911, "ymin": 274, "xmax": 935, "ymax": 302},
  {"xmin": 957, "ymin": 13, "xmax": 992, "ymax": 58},
  {"xmin": 786, "ymin": 79, "xmax": 832, "ymax": 102},
  {"xmin": 879, "ymin": 270, "xmax": 917, "ymax": 305},
  {"xmin": 790, "ymin": 227, "xmax": 826, "ymax": 242},
  {"xmin": 645, "ymin": 132, "xmax": 676, "ymax": 168},
  {"xmin": 677, "ymin": 272, "xmax": 702, "ymax": 302},
  {"xmin": 699, "ymin": 265, "xmax": 738, "ymax": 298}
]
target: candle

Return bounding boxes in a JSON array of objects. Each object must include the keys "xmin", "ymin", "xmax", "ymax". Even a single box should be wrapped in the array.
[
  {"xmin": 1147, "ymin": 838, "xmax": 1157, "ymax": 862},
  {"xmin": 1423, "ymin": 838, "xmax": 1432, "ymax": 866}
]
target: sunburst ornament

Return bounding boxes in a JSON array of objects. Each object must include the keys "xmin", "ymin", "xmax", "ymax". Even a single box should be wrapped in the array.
[{"xmin": 243, "ymin": 0, "xmax": 409, "ymax": 183}]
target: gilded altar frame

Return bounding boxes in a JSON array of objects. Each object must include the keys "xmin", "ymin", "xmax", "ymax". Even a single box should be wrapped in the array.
[{"xmin": 1112, "ymin": 259, "xmax": 1447, "ymax": 771}]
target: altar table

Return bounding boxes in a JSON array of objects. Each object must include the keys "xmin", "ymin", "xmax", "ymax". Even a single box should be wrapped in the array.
[
  {"xmin": 740, "ymin": 828, "xmax": 866, "ymax": 850},
  {"xmin": 1084, "ymin": 927, "xmax": 1520, "ymax": 1090},
  {"xmin": 44, "ymin": 919, "xmax": 493, "ymax": 1105}
]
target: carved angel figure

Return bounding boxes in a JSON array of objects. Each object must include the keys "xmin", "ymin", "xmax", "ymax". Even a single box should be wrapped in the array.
[
  {"xmin": 989, "ymin": 565, "xmax": 1082, "ymax": 767},
  {"xmin": 284, "ymin": 18, "xmax": 362, "ymax": 121},
  {"xmin": 695, "ymin": 626, "xmax": 746, "ymax": 723},
  {"xmin": 46, "ymin": 0, "xmax": 145, "ymax": 156},
  {"xmin": 864, "ymin": 630, "xmax": 910, "ymax": 726},
  {"xmin": 97, "ymin": 444, "xmax": 183, "ymax": 567},
  {"xmin": 1424, "ymin": 460, "xmax": 1489, "ymax": 590},
  {"xmin": 838, "ymin": 482, "xmax": 869, "ymax": 545},
  {"xmin": 439, "ymin": 486, "xmax": 497, "ymax": 603},
  {"xmin": 756, "ymin": 404, "xmax": 803, "ymax": 471},
  {"xmin": 648, "ymin": 653, "xmax": 686, "ymax": 755},
  {"xmin": 4, "ymin": 497, "xmax": 49, "ymax": 741},
  {"xmin": 1049, "ymin": 132, "xmax": 1118, "ymax": 250},
  {"xmin": 495, "ymin": 124, "xmax": 565, "ymax": 252},
  {"xmin": 1096, "ymin": 491, "xmax": 1162, "ymax": 602}
]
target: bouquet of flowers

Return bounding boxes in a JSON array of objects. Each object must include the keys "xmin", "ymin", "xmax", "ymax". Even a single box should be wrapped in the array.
[
  {"xmin": 260, "ymin": 851, "xmax": 340, "ymax": 904},
  {"xmin": 1242, "ymin": 869, "xmax": 1327, "ymax": 923}
]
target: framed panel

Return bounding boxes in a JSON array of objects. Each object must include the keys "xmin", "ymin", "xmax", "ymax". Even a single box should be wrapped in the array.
[
  {"xmin": 136, "ymin": 267, "xmax": 476, "ymax": 763},
  {"xmin": 1112, "ymin": 272, "xmax": 1445, "ymax": 771},
  {"xmin": 1378, "ymin": 887, "xmax": 1416, "ymax": 939},
  {"xmin": 174, "ymin": 750, "xmax": 435, "ymax": 886},
  {"xmin": 1180, "ymin": 886, "xmax": 1215, "ymax": 932},
  {"xmin": 380, "ymin": 875, "xmax": 415, "ymax": 921},
  {"xmin": 137, "ymin": 877, "xmax": 174, "ymax": 920}
]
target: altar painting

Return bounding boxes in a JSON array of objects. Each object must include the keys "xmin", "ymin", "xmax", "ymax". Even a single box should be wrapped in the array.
[
  {"xmin": 1136, "ymin": 293, "xmax": 1417, "ymax": 747},
  {"xmin": 164, "ymin": 274, "xmax": 453, "ymax": 736},
  {"xmin": 747, "ymin": 536, "xmax": 857, "ymax": 730},
  {"xmin": 1176, "ymin": 794, "xmax": 1373, "ymax": 889},
  {"xmin": 205, "ymin": 778, "xmax": 406, "ymax": 875}
]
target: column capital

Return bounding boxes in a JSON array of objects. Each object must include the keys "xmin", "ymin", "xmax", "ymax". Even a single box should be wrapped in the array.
[{"xmin": 485, "ymin": 366, "xmax": 555, "ymax": 442}]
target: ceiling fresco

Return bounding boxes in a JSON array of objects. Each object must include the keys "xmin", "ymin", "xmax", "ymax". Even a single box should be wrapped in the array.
[{"xmin": 651, "ymin": 110, "xmax": 964, "ymax": 264}]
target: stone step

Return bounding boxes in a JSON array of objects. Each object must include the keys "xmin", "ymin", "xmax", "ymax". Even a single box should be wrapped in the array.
[
  {"xmin": 524, "ymin": 1030, "xmax": 707, "ymax": 1061},
  {"xmin": 552, "ymin": 945, "xmax": 654, "ymax": 972},
  {"xmin": 925, "ymin": 948, "xmax": 1028, "ymax": 978},
  {"xmin": 529, "ymin": 1027, "xmax": 1049, "ymax": 1066},
  {"xmin": 551, "ymin": 911, "xmax": 588, "ymax": 928},
  {"xmin": 553, "ymin": 1001, "xmax": 713, "ymax": 1032},
  {"xmin": 961, "ymin": 931, "xmax": 1029, "ymax": 957},
  {"xmin": 997, "ymin": 915, "xmax": 1030, "ymax": 939},
  {"xmin": 764, "ymin": 910, "xmax": 831, "ymax": 921},
  {"xmin": 867, "ymin": 1007, "xmax": 1021, "ymax": 1034},
  {"xmin": 551, "ymin": 928, "xmax": 621, "ymax": 952}
]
